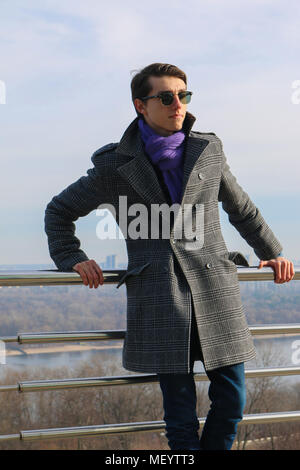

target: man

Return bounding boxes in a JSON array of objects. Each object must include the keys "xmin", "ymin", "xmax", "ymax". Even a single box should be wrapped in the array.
[{"xmin": 44, "ymin": 63, "xmax": 294, "ymax": 450}]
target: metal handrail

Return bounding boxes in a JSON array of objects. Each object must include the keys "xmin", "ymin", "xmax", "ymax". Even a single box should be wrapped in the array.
[
  {"xmin": 0, "ymin": 266, "xmax": 299, "ymax": 287},
  {"xmin": 1, "ymin": 324, "xmax": 300, "ymax": 345},
  {"xmin": 0, "ymin": 411, "xmax": 300, "ymax": 442},
  {"xmin": 0, "ymin": 270, "xmax": 122, "ymax": 287},
  {"xmin": 0, "ymin": 267, "xmax": 299, "ymax": 444},
  {"xmin": 0, "ymin": 366, "xmax": 299, "ymax": 394},
  {"xmin": 1, "ymin": 330, "xmax": 125, "ymax": 344}
]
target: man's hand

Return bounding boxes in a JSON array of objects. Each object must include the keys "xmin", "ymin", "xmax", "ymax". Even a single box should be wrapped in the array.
[
  {"xmin": 258, "ymin": 256, "xmax": 295, "ymax": 284},
  {"xmin": 72, "ymin": 259, "xmax": 104, "ymax": 288}
]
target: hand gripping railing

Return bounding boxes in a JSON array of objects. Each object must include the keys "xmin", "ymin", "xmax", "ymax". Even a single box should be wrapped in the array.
[
  {"xmin": 0, "ymin": 266, "xmax": 299, "ymax": 287},
  {"xmin": 0, "ymin": 267, "xmax": 300, "ymax": 443}
]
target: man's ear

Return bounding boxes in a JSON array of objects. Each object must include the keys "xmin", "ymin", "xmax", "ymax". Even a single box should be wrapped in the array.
[{"xmin": 134, "ymin": 98, "xmax": 146, "ymax": 116}]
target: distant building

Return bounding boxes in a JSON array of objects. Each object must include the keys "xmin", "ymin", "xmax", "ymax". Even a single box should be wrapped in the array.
[{"xmin": 100, "ymin": 254, "xmax": 117, "ymax": 270}]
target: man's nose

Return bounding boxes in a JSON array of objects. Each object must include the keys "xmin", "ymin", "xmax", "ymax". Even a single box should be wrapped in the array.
[{"xmin": 172, "ymin": 94, "xmax": 182, "ymax": 109}]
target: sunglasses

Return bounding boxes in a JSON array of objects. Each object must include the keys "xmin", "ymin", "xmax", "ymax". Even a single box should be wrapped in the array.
[{"xmin": 140, "ymin": 90, "xmax": 193, "ymax": 106}]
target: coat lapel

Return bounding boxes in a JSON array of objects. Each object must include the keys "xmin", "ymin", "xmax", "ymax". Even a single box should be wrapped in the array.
[
  {"xmin": 116, "ymin": 113, "xmax": 210, "ymax": 208},
  {"xmin": 180, "ymin": 134, "xmax": 210, "ymax": 205},
  {"xmin": 116, "ymin": 117, "xmax": 169, "ymax": 206}
]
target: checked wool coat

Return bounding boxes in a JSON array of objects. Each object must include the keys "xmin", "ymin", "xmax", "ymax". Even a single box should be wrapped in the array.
[{"xmin": 44, "ymin": 112, "xmax": 283, "ymax": 373}]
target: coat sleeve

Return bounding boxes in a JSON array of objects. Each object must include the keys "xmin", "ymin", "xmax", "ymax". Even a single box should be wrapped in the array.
[
  {"xmin": 44, "ymin": 157, "xmax": 110, "ymax": 272},
  {"xmin": 217, "ymin": 138, "xmax": 283, "ymax": 261}
]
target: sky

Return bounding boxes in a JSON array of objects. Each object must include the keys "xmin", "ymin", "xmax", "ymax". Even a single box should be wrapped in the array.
[{"xmin": 0, "ymin": 0, "xmax": 299, "ymax": 266}]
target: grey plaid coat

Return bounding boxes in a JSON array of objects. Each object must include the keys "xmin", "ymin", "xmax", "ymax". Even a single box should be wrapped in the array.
[{"xmin": 44, "ymin": 113, "xmax": 282, "ymax": 373}]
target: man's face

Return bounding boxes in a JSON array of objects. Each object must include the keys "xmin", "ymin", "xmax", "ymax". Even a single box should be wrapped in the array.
[{"xmin": 134, "ymin": 75, "xmax": 188, "ymax": 137}]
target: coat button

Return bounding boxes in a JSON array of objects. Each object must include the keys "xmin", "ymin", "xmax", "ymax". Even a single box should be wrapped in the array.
[
  {"xmin": 198, "ymin": 173, "xmax": 204, "ymax": 180},
  {"xmin": 205, "ymin": 263, "xmax": 212, "ymax": 269}
]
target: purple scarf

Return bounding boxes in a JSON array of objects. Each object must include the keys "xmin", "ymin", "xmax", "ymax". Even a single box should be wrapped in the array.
[{"xmin": 138, "ymin": 118, "xmax": 186, "ymax": 204}]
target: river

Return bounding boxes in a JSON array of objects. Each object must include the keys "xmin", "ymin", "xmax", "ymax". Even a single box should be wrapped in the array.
[{"xmin": 1, "ymin": 336, "xmax": 299, "ymax": 385}]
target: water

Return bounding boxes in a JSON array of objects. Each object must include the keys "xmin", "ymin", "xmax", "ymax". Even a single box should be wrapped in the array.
[
  {"xmin": 1, "ymin": 336, "xmax": 299, "ymax": 385},
  {"xmin": 0, "ymin": 345, "xmax": 123, "ymax": 378}
]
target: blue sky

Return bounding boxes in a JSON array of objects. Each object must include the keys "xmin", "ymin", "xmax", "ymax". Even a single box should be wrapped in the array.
[{"xmin": 1, "ymin": 0, "xmax": 299, "ymax": 266}]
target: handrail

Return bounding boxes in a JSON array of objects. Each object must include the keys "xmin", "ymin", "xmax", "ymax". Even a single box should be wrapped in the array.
[
  {"xmin": 0, "ymin": 411, "xmax": 300, "ymax": 442},
  {"xmin": 0, "ymin": 270, "xmax": 122, "ymax": 287},
  {"xmin": 0, "ymin": 366, "xmax": 299, "ymax": 394},
  {"xmin": 0, "ymin": 266, "xmax": 300, "ymax": 445},
  {"xmin": 1, "ymin": 324, "xmax": 300, "ymax": 345},
  {"xmin": 0, "ymin": 266, "xmax": 299, "ymax": 287}
]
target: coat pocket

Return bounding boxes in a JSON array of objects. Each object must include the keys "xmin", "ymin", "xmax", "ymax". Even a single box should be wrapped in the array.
[
  {"xmin": 116, "ymin": 262, "xmax": 151, "ymax": 288},
  {"xmin": 228, "ymin": 251, "xmax": 249, "ymax": 267}
]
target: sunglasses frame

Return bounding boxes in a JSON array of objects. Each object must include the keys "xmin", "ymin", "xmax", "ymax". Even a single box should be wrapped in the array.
[{"xmin": 140, "ymin": 90, "xmax": 193, "ymax": 106}]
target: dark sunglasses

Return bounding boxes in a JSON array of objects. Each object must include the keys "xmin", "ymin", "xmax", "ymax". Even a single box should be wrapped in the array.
[{"xmin": 140, "ymin": 90, "xmax": 193, "ymax": 106}]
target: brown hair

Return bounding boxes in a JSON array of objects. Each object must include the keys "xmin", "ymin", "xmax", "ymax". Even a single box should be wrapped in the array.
[{"xmin": 131, "ymin": 63, "xmax": 187, "ymax": 114}]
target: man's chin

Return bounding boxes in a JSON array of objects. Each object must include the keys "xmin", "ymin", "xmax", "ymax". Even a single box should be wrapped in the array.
[{"xmin": 172, "ymin": 121, "xmax": 184, "ymax": 132}]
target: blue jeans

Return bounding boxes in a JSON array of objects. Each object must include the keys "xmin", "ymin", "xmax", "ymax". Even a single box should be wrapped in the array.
[{"xmin": 157, "ymin": 360, "xmax": 246, "ymax": 450}]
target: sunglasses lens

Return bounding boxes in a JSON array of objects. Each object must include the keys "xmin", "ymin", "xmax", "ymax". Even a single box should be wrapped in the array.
[
  {"xmin": 159, "ymin": 91, "xmax": 192, "ymax": 105},
  {"xmin": 160, "ymin": 93, "xmax": 174, "ymax": 105},
  {"xmin": 179, "ymin": 92, "xmax": 192, "ymax": 104}
]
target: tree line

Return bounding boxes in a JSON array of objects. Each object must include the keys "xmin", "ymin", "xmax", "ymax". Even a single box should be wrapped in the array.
[{"xmin": 0, "ymin": 281, "xmax": 299, "ymax": 339}]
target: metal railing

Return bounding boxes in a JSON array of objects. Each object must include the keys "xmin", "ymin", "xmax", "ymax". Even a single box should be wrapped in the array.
[
  {"xmin": 1, "ymin": 266, "xmax": 299, "ymax": 287},
  {"xmin": 0, "ymin": 267, "xmax": 300, "ymax": 443}
]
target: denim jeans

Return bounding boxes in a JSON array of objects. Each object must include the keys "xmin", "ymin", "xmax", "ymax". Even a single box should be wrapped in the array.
[
  {"xmin": 158, "ymin": 360, "xmax": 246, "ymax": 450},
  {"xmin": 157, "ymin": 305, "xmax": 246, "ymax": 451}
]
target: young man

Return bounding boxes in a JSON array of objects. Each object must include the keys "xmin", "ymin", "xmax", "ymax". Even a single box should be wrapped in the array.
[{"xmin": 44, "ymin": 63, "xmax": 294, "ymax": 450}]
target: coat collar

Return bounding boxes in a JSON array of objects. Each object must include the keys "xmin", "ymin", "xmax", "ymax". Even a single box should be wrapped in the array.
[{"xmin": 116, "ymin": 112, "xmax": 210, "ymax": 207}]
